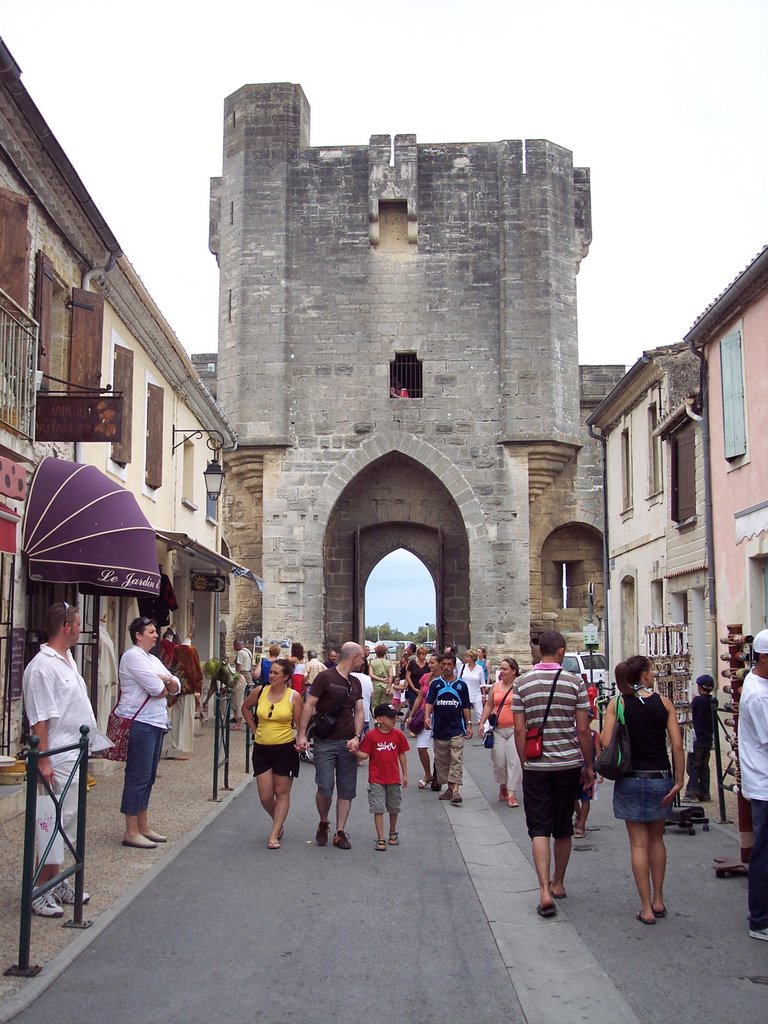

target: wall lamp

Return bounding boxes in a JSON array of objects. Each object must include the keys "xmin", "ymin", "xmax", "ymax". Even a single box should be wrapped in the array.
[{"xmin": 172, "ymin": 427, "xmax": 226, "ymax": 502}]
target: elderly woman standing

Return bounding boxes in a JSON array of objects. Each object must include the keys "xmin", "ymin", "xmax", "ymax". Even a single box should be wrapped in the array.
[
  {"xmin": 602, "ymin": 657, "xmax": 684, "ymax": 924},
  {"xmin": 115, "ymin": 617, "xmax": 181, "ymax": 849},
  {"xmin": 462, "ymin": 649, "xmax": 486, "ymax": 725},
  {"xmin": 478, "ymin": 657, "xmax": 522, "ymax": 807}
]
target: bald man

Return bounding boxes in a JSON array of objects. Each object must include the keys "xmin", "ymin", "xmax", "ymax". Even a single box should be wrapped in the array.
[{"xmin": 297, "ymin": 642, "xmax": 365, "ymax": 849}]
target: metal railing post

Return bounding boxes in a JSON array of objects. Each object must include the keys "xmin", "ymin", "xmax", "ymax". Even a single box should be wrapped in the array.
[
  {"xmin": 7, "ymin": 737, "xmax": 41, "ymax": 976},
  {"xmin": 244, "ymin": 683, "xmax": 252, "ymax": 773},
  {"xmin": 222, "ymin": 692, "xmax": 231, "ymax": 792},
  {"xmin": 65, "ymin": 726, "xmax": 91, "ymax": 929},
  {"xmin": 211, "ymin": 689, "xmax": 221, "ymax": 801}
]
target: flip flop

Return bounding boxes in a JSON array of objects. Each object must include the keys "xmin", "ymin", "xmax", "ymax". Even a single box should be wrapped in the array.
[
  {"xmin": 418, "ymin": 780, "xmax": 427, "ymax": 789},
  {"xmin": 267, "ymin": 840, "xmax": 281, "ymax": 850},
  {"xmin": 636, "ymin": 912, "xmax": 656, "ymax": 925},
  {"xmin": 537, "ymin": 903, "xmax": 557, "ymax": 918},
  {"xmin": 552, "ymin": 890, "xmax": 567, "ymax": 900},
  {"xmin": 374, "ymin": 839, "xmax": 387, "ymax": 851},
  {"xmin": 652, "ymin": 906, "xmax": 667, "ymax": 918}
]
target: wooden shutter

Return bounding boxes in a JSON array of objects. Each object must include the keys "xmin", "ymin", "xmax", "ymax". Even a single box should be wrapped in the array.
[
  {"xmin": 111, "ymin": 346, "xmax": 134, "ymax": 465},
  {"xmin": 34, "ymin": 252, "xmax": 55, "ymax": 377},
  {"xmin": 69, "ymin": 288, "xmax": 104, "ymax": 392},
  {"xmin": 672, "ymin": 421, "xmax": 696, "ymax": 522},
  {"xmin": 720, "ymin": 330, "xmax": 747, "ymax": 459},
  {"xmin": 145, "ymin": 383, "xmax": 164, "ymax": 488},
  {"xmin": 0, "ymin": 187, "xmax": 30, "ymax": 308}
]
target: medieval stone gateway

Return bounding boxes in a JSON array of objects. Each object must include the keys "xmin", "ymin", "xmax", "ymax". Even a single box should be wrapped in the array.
[{"xmin": 205, "ymin": 82, "xmax": 623, "ymax": 663}]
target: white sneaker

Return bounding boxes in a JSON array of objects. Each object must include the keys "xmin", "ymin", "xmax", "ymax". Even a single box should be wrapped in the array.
[
  {"xmin": 31, "ymin": 892, "xmax": 63, "ymax": 918},
  {"xmin": 52, "ymin": 879, "xmax": 90, "ymax": 905},
  {"xmin": 749, "ymin": 926, "xmax": 768, "ymax": 941}
]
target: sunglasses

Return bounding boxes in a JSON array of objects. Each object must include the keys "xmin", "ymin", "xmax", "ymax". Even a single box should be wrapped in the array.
[{"xmin": 267, "ymin": 704, "xmax": 274, "ymax": 718}]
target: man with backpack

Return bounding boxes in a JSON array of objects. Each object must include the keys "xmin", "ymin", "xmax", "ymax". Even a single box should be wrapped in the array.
[{"xmin": 424, "ymin": 653, "xmax": 472, "ymax": 804}]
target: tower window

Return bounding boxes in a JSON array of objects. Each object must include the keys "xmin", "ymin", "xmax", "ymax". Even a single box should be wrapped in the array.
[{"xmin": 390, "ymin": 353, "xmax": 422, "ymax": 399}]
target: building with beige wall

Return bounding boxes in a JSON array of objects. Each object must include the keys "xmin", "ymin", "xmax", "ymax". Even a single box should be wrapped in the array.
[
  {"xmin": 0, "ymin": 38, "xmax": 246, "ymax": 753},
  {"xmin": 587, "ymin": 343, "xmax": 712, "ymax": 680}
]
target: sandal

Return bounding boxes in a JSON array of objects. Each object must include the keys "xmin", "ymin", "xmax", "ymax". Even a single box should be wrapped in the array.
[
  {"xmin": 573, "ymin": 826, "xmax": 586, "ymax": 839},
  {"xmin": 418, "ymin": 779, "xmax": 428, "ymax": 789},
  {"xmin": 267, "ymin": 840, "xmax": 281, "ymax": 850},
  {"xmin": 388, "ymin": 832, "xmax": 399, "ymax": 846},
  {"xmin": 374, "ymin": 839, "xmax": 387, "ymax": 852},
  {"xmin": 507, "ymin": 794, "xmax": 520, "ymax": 808}
]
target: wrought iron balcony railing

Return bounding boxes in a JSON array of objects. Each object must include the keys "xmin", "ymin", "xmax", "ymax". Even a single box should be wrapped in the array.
[{"xmin": 0, "ymin": 288, "xmax": 38, "ymax": 441}]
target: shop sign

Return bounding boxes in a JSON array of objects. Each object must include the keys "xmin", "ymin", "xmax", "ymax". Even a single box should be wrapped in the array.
[
  {"xmin": 35, "ymin": 396, "xmax": 123, "ymax": 443},
  {"xmin": 191, "ymin": 572, "xmax": 226, "ymax": 593},
  {"xmin": 8, "ymin": 627, "xmax": 25, "ymax": 700}
]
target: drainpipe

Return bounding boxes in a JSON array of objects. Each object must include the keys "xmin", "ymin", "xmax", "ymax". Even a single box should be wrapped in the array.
[
  {"xmin": 686, "ymin": 339, "xmax": 717, "ymax": 689},
  {"xmin": 588, "ymin": 422, "xmax": 611, "ymax": 671}
]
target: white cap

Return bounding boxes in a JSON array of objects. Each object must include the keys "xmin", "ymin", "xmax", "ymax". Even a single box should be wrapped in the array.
[{"xmin": 753, "ymin": 629, "xmax": 768, "ymax": 654}]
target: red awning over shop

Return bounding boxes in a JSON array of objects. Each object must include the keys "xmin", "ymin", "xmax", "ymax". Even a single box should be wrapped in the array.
[
  {"xmin": 0, "ymin": 502, "xmax": 19, "ymax": 555},
  {"xmin": 21, "ymin": 457, "xmax": 160, "ymax": 596}
]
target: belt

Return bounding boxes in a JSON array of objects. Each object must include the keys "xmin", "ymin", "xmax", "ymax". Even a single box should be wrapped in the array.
[{"xmin": 629, "ymin": 770, "xmax": 671, "ymax": 779}]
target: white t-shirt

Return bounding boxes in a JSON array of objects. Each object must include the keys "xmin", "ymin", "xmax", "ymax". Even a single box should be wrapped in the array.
[
  {"xmin": 461, "ymin": 664, "xmax": 485, "ymax": 699},
  {"xmin": 23, "ymin": 645, "xmax": 97, "ymax": 762},
  {"xmin": 235, "ymin": 647, "xmax": 253, "ymax": 675},
  {"xmin": 739, "ymin": 668, "xmax": 768, "ymax": 801},
  {"xmin": 351, "ymin": 671, "xmax": 374, "ymax": 723}
]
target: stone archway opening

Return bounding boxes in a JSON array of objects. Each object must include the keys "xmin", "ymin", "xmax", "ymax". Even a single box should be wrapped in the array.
[
  {"xmin": 323, "ymin": 452, "xmax": 469, "ymax": 651},
  {"xmin": 535, "ymin": 522, "xmax": 604, "ymax": 637},
  {"xmin": 364, "ymin": 548, "xmax": 436, "ymax": 640}
]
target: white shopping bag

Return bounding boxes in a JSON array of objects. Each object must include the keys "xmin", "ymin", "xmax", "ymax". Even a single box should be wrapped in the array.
[{"xmin": 35, "ymin": 793, "xmax": 64, "ymax": 866}]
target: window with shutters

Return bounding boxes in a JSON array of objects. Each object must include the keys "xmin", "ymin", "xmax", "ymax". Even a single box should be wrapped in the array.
[
  {"xmin": 720, "ymin": 329, "xmax": 747, "ymax": 460},
  {"xmin": 620, "ymin": 427, "xmax": 632, "ymax": 511},
  {"xmin": 671, "ymin": 420, "xmax": 696, "ymax": 523},
  {"xmin": 34, "ymin": 254, "xmax": 69, "ymax": 388},
  {"xmin": 111, "ymin": 344, "xmax": 134, "ymax": 466},
  {"xmin": 145, "ymin": 382, "xmax": 164, "ymax": 490},
  {"xmin": 69, "ymin": 288, "xmax": 104, "ymax": 393},
  {"xmin": 0, "ymin": 187, "xmax": 30, "ymax": 309}
]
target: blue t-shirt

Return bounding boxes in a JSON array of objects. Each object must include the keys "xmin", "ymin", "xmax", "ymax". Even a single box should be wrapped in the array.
[
  {"xmin": 260, "ymin": 658, "xmax": 272, "ymax": 686},
  {"xmin": 426, "ymin": 676, "xmax": 470, "ymax": 740}
]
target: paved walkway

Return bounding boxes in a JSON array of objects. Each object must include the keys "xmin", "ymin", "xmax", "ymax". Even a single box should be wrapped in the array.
[{"xmin": 1, "ymin": 740, "xmax": 765, "ymax": 1023}]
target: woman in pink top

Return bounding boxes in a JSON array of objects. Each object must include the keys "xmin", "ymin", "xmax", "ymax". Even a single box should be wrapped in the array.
[
  {"xmin": 408, "ymin": 653, "xmax": 442, "ymax": 789},
  {"xmin": 478, "ymin": 658, "xmax": 522, "ymax": 807}
]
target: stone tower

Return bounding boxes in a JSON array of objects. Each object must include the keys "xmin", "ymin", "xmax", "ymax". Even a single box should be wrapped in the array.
[{"xmin": 209, "ymin": 83, "xmax": 617, "ymax": 662}]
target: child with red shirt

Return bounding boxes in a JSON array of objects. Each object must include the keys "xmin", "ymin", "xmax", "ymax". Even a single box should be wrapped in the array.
[{"xmin": 357, "ymin": 703, "xmax": 410, "ymax": 850}]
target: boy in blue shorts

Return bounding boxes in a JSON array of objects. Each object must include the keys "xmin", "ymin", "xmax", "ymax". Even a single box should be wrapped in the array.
[{"xmin": 357, "ymin": 704, "xmax": 410, "ymax": 850}]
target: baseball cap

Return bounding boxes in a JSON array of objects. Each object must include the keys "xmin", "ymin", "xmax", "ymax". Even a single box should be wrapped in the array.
[
  {"xmin": 753, "ymin": 629, "xmax": 768, "ymax": 654},
  {"xmin": 373, "ymin": 703, "xmax": 398, "ymax": 719},
  {"xmin": 695, "ymin": 674, "xmax": 714, "ymax": 691}
]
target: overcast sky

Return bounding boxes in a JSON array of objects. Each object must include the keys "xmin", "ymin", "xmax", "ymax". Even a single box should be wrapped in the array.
[{"xmin": 3, "ymin": 0, "xmax": 766, "ymax": 631}]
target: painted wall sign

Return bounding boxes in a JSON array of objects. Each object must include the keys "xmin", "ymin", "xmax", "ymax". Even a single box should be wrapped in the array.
[
  {"xmin": 0, "ymin": 456, "xmax": 28, "ymax": 500},
  {"xmin": 8, "ymin": 626, "xmax": 26, "ymax": 700},
  {"xmin": 35, "ymin": 396, "xmax": 123, "ymax": 443}
]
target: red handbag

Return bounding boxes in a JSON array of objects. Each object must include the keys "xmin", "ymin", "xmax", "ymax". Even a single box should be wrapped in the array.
[
  {"xmin": 102, "ymin": 695, "xmax": 151, "ymax": 762},
  {"xmin": 523, "ymin": 669, "xmax": 562, "ymax": 761}
]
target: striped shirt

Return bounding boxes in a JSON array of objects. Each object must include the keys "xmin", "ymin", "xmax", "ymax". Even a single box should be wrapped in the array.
[{"xmin": 512, "ymin": 664, "xmax": 590, "ymax": 771}]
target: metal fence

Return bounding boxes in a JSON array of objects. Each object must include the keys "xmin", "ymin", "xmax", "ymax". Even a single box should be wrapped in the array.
[
  {"xmin": 210, "ymin": 691, "xmax": 233, "ymax": 801},
  {"xmin": 0, "ymin": 287, "xmax": 37, "ymax": 441},
  {"xmin": 5, "ymin": 727, "xmax": 92, "ymax": 977}
]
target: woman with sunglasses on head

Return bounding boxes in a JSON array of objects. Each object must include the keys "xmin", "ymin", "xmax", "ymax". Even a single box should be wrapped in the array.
[
  {"xmin": 478, "ymin": 658, "xmax": 522, "ymax": 807},
  {"xmin": 116, "ymin": 617, "xmax": 181, "ymax": 849},
  {"xmin": 242, "ymin": 657, "xmax": 303, "ymax": 849},
  {"xmin": 601, "ymin": 657, "xmax": 684, "ymax": 924}
]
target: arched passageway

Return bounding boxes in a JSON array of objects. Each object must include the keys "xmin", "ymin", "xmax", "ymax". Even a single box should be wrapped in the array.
[{"xmin": 323, "ymin": 453, "xmax": 469, "ymax": 650}]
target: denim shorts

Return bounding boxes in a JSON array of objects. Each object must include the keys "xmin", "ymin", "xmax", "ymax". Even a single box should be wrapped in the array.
[{"xmin": 613, "ymin": 775, "xmax": 674, "ymax": 822}]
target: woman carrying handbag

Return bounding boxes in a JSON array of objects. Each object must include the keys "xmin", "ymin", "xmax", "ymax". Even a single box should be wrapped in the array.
[
  {"xmin": 601, "ymin": 657, "xmax": 684, "ymax": 925},
  {"xmin": 478, "ymin": 658, "xmax": 521, "ymax": 807}
]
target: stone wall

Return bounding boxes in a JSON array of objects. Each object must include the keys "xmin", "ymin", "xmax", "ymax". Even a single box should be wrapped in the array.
[{"xmin": 209, "ymin": 83, "xmax": 617, "ymax": 665}]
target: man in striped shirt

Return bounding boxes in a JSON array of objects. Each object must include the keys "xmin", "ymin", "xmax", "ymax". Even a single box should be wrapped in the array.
[{"xmin": 513, "ymin": 630, "xmax": 594, "ymax": 918}]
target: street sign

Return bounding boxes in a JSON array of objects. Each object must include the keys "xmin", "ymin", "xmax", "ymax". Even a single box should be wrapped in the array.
[{"xmin": 583, "ymin": 623, "xmax": 599, "ymax": 647}]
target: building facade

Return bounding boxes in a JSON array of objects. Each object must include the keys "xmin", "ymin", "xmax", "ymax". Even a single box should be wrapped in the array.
[
  {"xmin": 0, "ymin": 39, "xmax": 243, "ymax": 753},
  {"xmin": 209, "ymin": 82, "xmax": 622, "ymax": 662}
]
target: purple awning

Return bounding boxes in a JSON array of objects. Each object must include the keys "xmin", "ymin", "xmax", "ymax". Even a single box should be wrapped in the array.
[{"xmin": 22, "ymin": 457, "xmax": 160, "ymax": 596}]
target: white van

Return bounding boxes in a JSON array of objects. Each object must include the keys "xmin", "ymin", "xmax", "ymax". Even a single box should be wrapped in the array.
[{"xmin": 562, "ymin": 651, "xmax": 609, "ymax": 690}]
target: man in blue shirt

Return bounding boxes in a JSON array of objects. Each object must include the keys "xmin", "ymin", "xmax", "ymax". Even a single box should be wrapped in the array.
[{"xmin": 424, "ymin": 653, "xmax": 472, "ymax": 804}]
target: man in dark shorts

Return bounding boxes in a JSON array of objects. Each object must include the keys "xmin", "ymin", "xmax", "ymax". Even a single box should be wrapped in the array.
[
  {"xmin": 513, "ymin": 630, "xmax": 594, "ymax": 918},
  {"xmin": 297, "ymin": 642, "xmax": 365, "ymax": 850}
]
